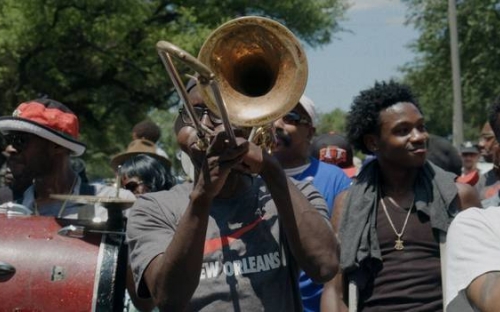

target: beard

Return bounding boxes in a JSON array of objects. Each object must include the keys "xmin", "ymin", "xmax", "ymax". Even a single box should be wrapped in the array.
[{"xmin": 274, "ymin": 128, "xmax": 292, "ymax": 148}]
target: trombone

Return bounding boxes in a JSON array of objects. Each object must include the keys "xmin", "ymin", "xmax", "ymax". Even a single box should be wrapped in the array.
[
  {"xmin": 156, "ymin": 41, "xmax": 235, "ymax": 149},
  {"xmin": 156, "ymin": 16, "xmax": 308, "ymax": 151}
]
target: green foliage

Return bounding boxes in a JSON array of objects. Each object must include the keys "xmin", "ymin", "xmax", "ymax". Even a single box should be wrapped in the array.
[
  {"xmin": 314, "ymin": 108, "xmax": 367, "ymax": 163},
  {"xmin": 315, "ymin": 108, "xmax": 347, "ymax": 135},
  {"xmin": 148, "ymin": 107, "xmax": 183, "ymax": 176},
  {"xmin": 0, "ymin": 0, "xmax": 347, "ymax": 180},
  {"xmin": 401, "ymin": 0, "xmax": 500, "ymax": 140}
]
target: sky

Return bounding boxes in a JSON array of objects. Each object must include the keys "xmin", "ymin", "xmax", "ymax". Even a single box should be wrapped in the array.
[{"xmin": 304, "ymin": 0, "xmax": 419, "ymax": 113}]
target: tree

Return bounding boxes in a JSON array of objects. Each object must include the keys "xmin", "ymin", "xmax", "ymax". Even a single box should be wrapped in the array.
[
  {"xmin": 401, "ymin": 0, "xmax": 500, "ymax": 140},
  {"xmin": 315, "ymin": 108, "xmax": 347, "ymax": 136},
  {"xmin": 147, "ymin": 107, "xmax": 183, "ymax": 175},
  {"xmin": 0, "ymin": 0, "xmax": 347, "ymax": 179}
]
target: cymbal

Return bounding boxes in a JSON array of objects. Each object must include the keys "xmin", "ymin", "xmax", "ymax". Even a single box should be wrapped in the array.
[{"xmin": 49, "ymin": 194, "xmax": 135, "ymax": 209}]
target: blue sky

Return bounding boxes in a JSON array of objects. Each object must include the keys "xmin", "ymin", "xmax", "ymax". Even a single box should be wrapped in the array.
[{"xmin": 304, "ymin": 0, "xmax": 419, "ymax": 113}]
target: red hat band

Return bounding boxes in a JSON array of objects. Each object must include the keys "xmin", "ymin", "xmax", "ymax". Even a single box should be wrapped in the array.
[{"xmin": 13, "ymin": 101, "xmax": 79, "ymax": 139}]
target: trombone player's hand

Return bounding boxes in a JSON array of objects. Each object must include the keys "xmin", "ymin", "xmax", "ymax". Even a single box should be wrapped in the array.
[
  {"xmin": 177, "ymin": 82, "xmax": 271, "ymax": 197},
  {"xmin": 195, "ymin": 131, "xmax": 250, "ymax": 198},
  {"xmin": 237, "ymin": 139, "xmax": 266, "ymax": 175},
  {"xmin": 196, "ymin": 127, "xmax": 273, "ymax": 198}
]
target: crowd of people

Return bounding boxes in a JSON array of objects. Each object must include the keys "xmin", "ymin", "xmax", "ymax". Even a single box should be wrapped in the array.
[{"xmin": 0, "ymin": 63, "xmax": 499, "ymax": 312}]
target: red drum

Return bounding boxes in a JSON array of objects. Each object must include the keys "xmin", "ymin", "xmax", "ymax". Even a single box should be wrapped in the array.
[{"xmin": 0, "ymin": 214, "xmax": 126, "ymax": 311}]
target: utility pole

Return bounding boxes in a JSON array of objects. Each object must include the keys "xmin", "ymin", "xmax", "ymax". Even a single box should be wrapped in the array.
[{"xmin": 448, "ymin": 0, "xmax": 463, "ymax": 148}]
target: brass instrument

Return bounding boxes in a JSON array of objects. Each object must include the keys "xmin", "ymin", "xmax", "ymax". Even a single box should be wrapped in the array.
[{"xmin": 156, "ymin": 16, "xmax": 308, "ymax": 150}]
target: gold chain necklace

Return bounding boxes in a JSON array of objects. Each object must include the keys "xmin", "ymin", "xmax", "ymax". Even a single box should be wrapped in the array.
[{"xmin": 380, "ymin": 194, "xmax": 414, "ymax": 251}]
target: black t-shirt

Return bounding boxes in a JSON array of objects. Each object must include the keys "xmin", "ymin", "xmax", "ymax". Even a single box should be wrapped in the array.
[{"xmin": 359, "ymin": 202, "xmax": 443, "ymax": 311}]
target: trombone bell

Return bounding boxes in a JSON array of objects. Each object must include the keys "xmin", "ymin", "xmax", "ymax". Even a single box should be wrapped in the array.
[{"xmin": 198, "ymin": 16, "xmax": 308, "ymax": 127}]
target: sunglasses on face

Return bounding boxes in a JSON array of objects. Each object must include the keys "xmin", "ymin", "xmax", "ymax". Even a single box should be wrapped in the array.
[
  {"xmin": 4, "ymin": 133, "xmax": 33, "ymax": 151},
  {"xmin": 282, "ymin": 111, "xmax": 311, "ymax": 126},
  {"xmin": 124, "ymin": 180, "xmax": 144, "ymax": 192},
  {"xmin": 179, "ymin": 106, "xmax": 223, "ymax": 125}
]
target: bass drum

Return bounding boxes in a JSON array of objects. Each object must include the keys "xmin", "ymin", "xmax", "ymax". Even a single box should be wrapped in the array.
[{"xmin": 0, "ymin": 214, "xmax": 127, "ymax": 311}]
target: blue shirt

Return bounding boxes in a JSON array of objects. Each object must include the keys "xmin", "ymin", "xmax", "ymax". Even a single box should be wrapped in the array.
[
  {"xmin": 293, "ymin": 157, "xmax": 351, "ymax": 311},
  {"xmin": 293, "ymin": 157, "xmax": 351, "ymax": 216}
]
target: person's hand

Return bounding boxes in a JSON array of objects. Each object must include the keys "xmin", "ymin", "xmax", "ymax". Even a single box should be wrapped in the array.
[
  {"xmin": 193, "ymin": 132, "xmax": 250, "ymax": 198},
  {"xmin": 233, "ymin": 140, "xmax": 265, "ymax": 175}
]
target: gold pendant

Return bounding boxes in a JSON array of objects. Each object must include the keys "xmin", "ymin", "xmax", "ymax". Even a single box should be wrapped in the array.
[{"xmin": 394, "ymin": 237, "xmax": 404, "ymax": 250}]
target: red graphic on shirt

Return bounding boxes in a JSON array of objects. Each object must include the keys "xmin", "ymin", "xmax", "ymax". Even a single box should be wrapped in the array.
[{"xmin": 204, "ymin": 216, "xmax": 264, "ymax": 256}]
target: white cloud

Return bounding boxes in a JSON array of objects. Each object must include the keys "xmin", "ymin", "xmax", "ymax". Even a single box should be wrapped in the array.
[{"xmin": 349, "ymin": 0, "xmax": 400, "ymax": 11}]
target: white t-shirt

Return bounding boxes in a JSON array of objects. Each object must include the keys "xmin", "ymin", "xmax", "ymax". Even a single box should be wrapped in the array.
[
  {"xmin": 476, "ymin": 161, "xmax": 493, "ymax": 175},
  {"xmin": 446, "ymin": 207, "xmax": 500, "ymax": 310}
]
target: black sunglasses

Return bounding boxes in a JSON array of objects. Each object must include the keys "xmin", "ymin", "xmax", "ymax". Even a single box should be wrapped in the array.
[
  {"xmin": 179, "ymin": 106, "xmax": 223, "ymax": 125},
  {"xmin": 282, "ymin": 111, "xmax": 311, "ymax": 126},
  {"xmin": 4, "ymin": 133, "xmax": 33, "ymax": 151},
  {"xmin": 124, "ymin": 180, "xmax": 144, "ymax": 192}
]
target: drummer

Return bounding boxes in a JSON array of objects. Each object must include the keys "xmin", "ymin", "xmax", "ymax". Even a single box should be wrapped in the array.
[{"xmin": 0, "ymin": 98, "xmax": 135, "ymax": 220}]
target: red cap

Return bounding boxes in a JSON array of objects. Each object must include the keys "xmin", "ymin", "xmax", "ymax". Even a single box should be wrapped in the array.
[
  {"xmin": 14, "ymin": 101, "xmax": 80, "ymax": 139},
  {"xmin": 0, "ymin": 99, "xmax": 86, "ymax": 156}
]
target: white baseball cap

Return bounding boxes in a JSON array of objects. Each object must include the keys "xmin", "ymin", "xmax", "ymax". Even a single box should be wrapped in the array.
[{"xmin": 298, "ymin": 94, "xmax": 316, "ymax": 126}]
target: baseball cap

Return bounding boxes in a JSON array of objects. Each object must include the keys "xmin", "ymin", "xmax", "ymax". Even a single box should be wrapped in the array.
[
  {"xmin": 298, "ymin": 95, "xmax": 316, "ymax": 126},
  {"xmin": 460, "ymin": 141, "xmax": 479, "ymax": 154},
  {"xmin": 310, "ymin": 133, "xmax": 357, "ymax": 178}
]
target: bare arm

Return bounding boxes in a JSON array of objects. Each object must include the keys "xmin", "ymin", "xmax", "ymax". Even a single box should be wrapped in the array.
[
  {"xmin": 143, "ymin": 133, "xmax": 250, "ymax": 310},
  {"xmin": 126, "ymin": 265, "xmax": 155, "ymax": 311},
  {"xmin": 258, "ymin": 153, "xmax": 339, "ymax": 282},
  {"xmin": 466, "ymin": 272, "xmax": 500, "ymax": 311},
  {"xmin": 142, "ymin": 178, "xmax": 213, "ymax": 310},
  {"xmin": 321, "ymin": 191, "xmax": 349, "ymax": 312},
  {"xmin": 455, "ymin": 182, "xmax": 482, "ymax": 211},
  {"xmin": 322, "ymin": 271, "xmax": 348, "ymax": 312},
  {"xmin": 446, "ymin": 208, "xmax": 500, "ymax": 311}
]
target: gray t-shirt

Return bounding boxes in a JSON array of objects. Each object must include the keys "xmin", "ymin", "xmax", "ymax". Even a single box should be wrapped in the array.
[{"xmin": 126, "ymin": 176, "xmax": 329, "ymax": 311}]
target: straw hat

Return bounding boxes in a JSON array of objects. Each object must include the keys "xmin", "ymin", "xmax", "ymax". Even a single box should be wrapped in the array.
[{"xmin": 110, "ymin": 139, "xmax": 171, "ymax": 170}]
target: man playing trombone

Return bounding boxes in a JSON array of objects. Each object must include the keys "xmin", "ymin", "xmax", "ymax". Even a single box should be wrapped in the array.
[{"xmin": 126, "ymin": 83, "xmax": 339, "ymax": 311}]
